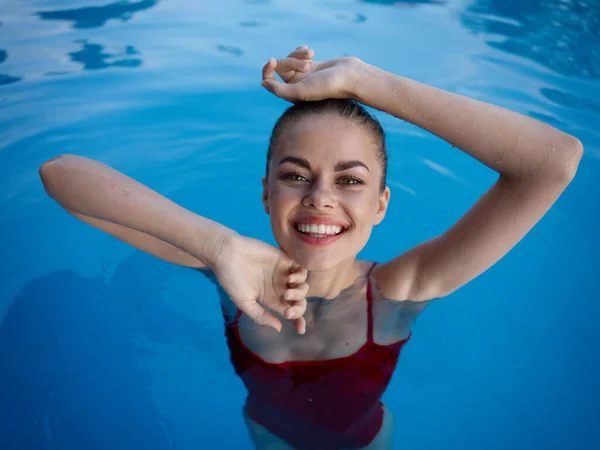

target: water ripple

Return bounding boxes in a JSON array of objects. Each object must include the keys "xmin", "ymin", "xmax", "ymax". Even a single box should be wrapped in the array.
[
  {"xmin": 69, "ymin": 40, "xmax": 142, "ymax": 71},
  {"xmin": 0, "ymin": 49, "xmax": 21, "ymax": 87},
  {"xmin": 461, "ymin": 0, "xmax": 600, "ymax": 80},
  {"xmin": 216, "ymin": 44, "xmax": 244, "ymax": 57},
  {"xmin": 335, "ymin": 12, "xmax": 368, "ymax": 24},
  {"xmin": 360, "ymin": 0, "xmax": 446, "ymax": 6},
  {"xmin": 35, "ymin": 0, "xmax": 158, "ymax": 29},
  {"xmin": 238, "ymin": 20, "xmax": 262, "ymax": 28},
  {"xmin": 540, "ymin": 87, "xmax": 600, "ymax": 115}
]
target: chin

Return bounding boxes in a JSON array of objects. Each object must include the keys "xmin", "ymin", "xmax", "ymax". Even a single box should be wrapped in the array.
[{"xmin": 281, "ymin": 245, "xmax": 355, "ymax": 272}]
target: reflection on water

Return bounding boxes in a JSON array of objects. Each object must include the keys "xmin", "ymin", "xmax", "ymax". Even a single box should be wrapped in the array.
[
  {"xmin": 216, "ymin": 44, "xmax": 244, "ymax": 57},
  {"xmin": 36, "ymin": 0, "xmax": 157, "ymax": 29},
  {"xmin": 541, "ymin": 87, "xmax": 600, "ymax": 114},
  {"xmin": 0, "ymin": 251, "xmax": 223, "ymax": 449},
  {"xmin": 69, "ymin": 40, "xmax": 142, "ymax": 70},
  {"xmin": 360, "ymin": 0, "xmax": 446, "ymax": 6},
  {"xmin": 0, "ymin": 74, "xmax": 18, "ymax": 86},
  {"xmin": 0, "ymin": 49, "xmax": 21, "ymax": 87},
  {"xmin": 527, "ymin": 111, "xmax": 567, "ymax": 129},
  {"xmin": 336, "ymin": 12, "xmax": 368, "ymax": 24},
  {"xmin": 239, "ymin": 21, "xmax": 262, "ymax": 28},
  {"xmin": 461, "ymin": 0, "xmax": 600, "ymax": 79}
]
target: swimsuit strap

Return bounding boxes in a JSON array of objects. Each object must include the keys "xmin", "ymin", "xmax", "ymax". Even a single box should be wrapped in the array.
[{"xmin": 366, "ymin": 262, "xmax": 378, "ymax": 344}]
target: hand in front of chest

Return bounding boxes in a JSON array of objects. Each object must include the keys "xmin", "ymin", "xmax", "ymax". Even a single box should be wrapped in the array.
[{"xmin": 213, "ymin": 235, "xmax": 308, "ymax": 334}]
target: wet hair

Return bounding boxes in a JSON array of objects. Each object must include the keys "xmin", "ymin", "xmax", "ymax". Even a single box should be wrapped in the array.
[{"xmin": 266, "ymin": 99, "xmax": 387, "ymax": 192}]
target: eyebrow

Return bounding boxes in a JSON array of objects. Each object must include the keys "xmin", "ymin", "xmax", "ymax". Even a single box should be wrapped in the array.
[{"xmin": 278, "ymin": 156, "xmax": 370, "ymax": 172}]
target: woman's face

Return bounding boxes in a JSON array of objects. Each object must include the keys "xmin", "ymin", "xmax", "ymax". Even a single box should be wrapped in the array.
[{"xmin": 263, "ymin": 113, "xmax": 390, "ymax": 271}]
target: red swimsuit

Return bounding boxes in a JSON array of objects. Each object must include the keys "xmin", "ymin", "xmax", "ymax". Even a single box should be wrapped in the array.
[{"xmin": 224, "ymin": 263, "xmax": 411, "ymax": 449}]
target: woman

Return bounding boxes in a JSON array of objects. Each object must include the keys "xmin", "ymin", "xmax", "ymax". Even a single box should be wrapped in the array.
[{"xmin": 39, "ymin": 46, "xmax": 583, "ymax": 449}]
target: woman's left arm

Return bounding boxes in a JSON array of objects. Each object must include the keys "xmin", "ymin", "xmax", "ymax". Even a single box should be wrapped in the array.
[
  {"xmin": 262, "ymin": 50, "xmax": 584, "ymax": 302},
  {"xmin": 351, "ymin": 62, "xmax": 583, "ymax": 301}
]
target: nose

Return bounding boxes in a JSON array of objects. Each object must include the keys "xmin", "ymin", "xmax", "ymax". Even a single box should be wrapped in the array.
[{"xmin": 302, "ymin": 179, "xmax": 337, "ymax": 210}]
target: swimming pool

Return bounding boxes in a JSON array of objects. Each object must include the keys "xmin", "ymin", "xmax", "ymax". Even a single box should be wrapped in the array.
[{"xmin": 1, "ymin": 0, "xmax": 599, "ymax": 448}]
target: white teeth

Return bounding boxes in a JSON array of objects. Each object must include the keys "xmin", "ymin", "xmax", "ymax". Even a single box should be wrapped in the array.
[{"xmin": 294, "ymin": 223, "xmax": 344, "ymax": 236}]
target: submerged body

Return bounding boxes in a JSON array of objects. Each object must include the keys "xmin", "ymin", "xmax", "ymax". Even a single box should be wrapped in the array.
[{"xmin": 215, "ymin": 261, "xmax": 427, "ymax": 449}]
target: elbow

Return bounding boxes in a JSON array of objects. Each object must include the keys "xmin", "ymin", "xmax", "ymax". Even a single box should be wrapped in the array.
[
  {"xmin": 39, "ymin": 154, "xmax": 75, "ymax": 195},
  {"xmin": 39, "ymin": 153, "xmax": 77, "ymax": 177},
  {"xmin": 548, "ymin": 134, "xmax": 584, "ymax": 183},
  {"xmin": 40, "ymin": 154, "xmax": 61, "ymax": 176},
  {"xmin": 39, "ymin": 157, "xmax": 57, "ymax": 193},
  {"xmin": 568, "ymin": 135, "xmax": 584, "ymax": 163},
  {"xmin": 40, "ymin": 153, "xmax": 72, "ymax": 170},
  {"xmin": 560, "ymin": 135, "xmax": 584, "ymax": 181}
]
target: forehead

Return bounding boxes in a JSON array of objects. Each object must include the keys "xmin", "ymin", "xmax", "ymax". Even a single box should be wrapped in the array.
[{"xmin": 275, "ymin": 114, "xmax": 379, "ymax": 167}]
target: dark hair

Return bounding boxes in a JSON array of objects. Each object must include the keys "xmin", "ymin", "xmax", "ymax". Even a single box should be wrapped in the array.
[{"xmin": 266, "ymin": 99, "xmax": 387, "ymax": 192}]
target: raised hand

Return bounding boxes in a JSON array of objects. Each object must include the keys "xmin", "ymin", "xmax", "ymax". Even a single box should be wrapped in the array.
[
  {"xmin": 212, "ymin": 235, "xmax": 309, "ymax": 334},
  {"xmin": 261, "ymin": 45, "xmax": 364, "ymax": 102},
  {"xmin": 271, "ymin": 45, "xmax": 315, "ymax": 84}
]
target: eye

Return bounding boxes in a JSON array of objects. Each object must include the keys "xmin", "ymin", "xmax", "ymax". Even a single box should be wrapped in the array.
[
  {"xmin": 281, "ymin": 172, "xmax": 309, "ymax": 182},
  {"xmin": 337, "ymin": 175, "xmax": 365, "ymax": 185}
]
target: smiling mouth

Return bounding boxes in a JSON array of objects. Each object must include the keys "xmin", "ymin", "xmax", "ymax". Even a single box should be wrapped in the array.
[{"xmin": 292, "ymin": 222, "xmax": 347, "ymax": 239}]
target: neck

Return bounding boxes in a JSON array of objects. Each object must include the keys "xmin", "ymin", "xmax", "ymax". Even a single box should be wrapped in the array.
[{"xmin": 306, "ymin": 258, "xmax": 360, "ymax": 299}]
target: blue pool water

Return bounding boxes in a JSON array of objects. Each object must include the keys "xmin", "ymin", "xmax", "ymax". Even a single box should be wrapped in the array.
[{"xmin": 1, "ymin": 0, "xmax": 599, "ymax": 449}]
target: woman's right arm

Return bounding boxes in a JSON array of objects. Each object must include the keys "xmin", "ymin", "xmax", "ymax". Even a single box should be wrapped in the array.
[
  {"xmin": 39, "ymin": 154, "xmax": 309, "ymax": 333},
  {"xmin": 39, "ymin": 154, "xmax": 233, "ymax": 269}
]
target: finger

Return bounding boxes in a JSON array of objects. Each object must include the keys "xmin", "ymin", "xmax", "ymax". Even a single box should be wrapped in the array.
[
  {"xmin": 294, "ymin": 316, "xmax": 307, "ymax": 335},
  {"xmin": 261, "ymin": 288, "xmax": 305, "ymax": 320},
  {"xmin": 287, "ymin": 47, "xmax": 315, "ymax": 60},
  {"xmin": 283, "ymin": 282, "xmax": 309, "ymax": 300},
  {"xmin": 287, "ymin": 267, "xmax": 308, "ymax": 285},
  {"xmin": 287, "ymin": 271, "xmax": 307, "ymax": 287},
  {"xmin": 289, "ymin": 45, "xmax": 308, "ymax": 54},
  {"xmin": 283, "ymin": 298, "xmax": 307, "ymax": 320},
  {"xmin": 262, "ymin": 57, "xmax": 309, "ymax": 84},
  {"xmin": 289, "ymin": 261, "xmax": 308, "ymax": 275},
  {"xmin": 282, "ymin": 286, "xmax": 309, "ymax": 304},
  {"xmin": 262, "ymin": 57, "xmax": 277, "ymax": 81},
  {"xmin": 239, "ymin": 301, "xmax": 282, "ymax": 332},
  {"xmin": 275, "ymin": 57, "xmax": 310, "ymax": 75},
  {"xmin": 262, "ymin": 78, "xmax": 311, "ymax": 101},
  {"xmin": 274, "ymin": 57, "xmax": 310, "ymax": 85},
  {"xmin": 279, "ymin": 255, "xmax": 306, "ymax": 278}
]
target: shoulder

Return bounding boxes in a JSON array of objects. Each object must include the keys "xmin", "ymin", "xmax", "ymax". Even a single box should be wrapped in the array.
[
  {"xmin": 367, "ymin": 260, "xmax": 431, "ymax": 341},
  {"xmin": 370, "ymin": 251, "xmax": 438, "ymax": 302}
]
